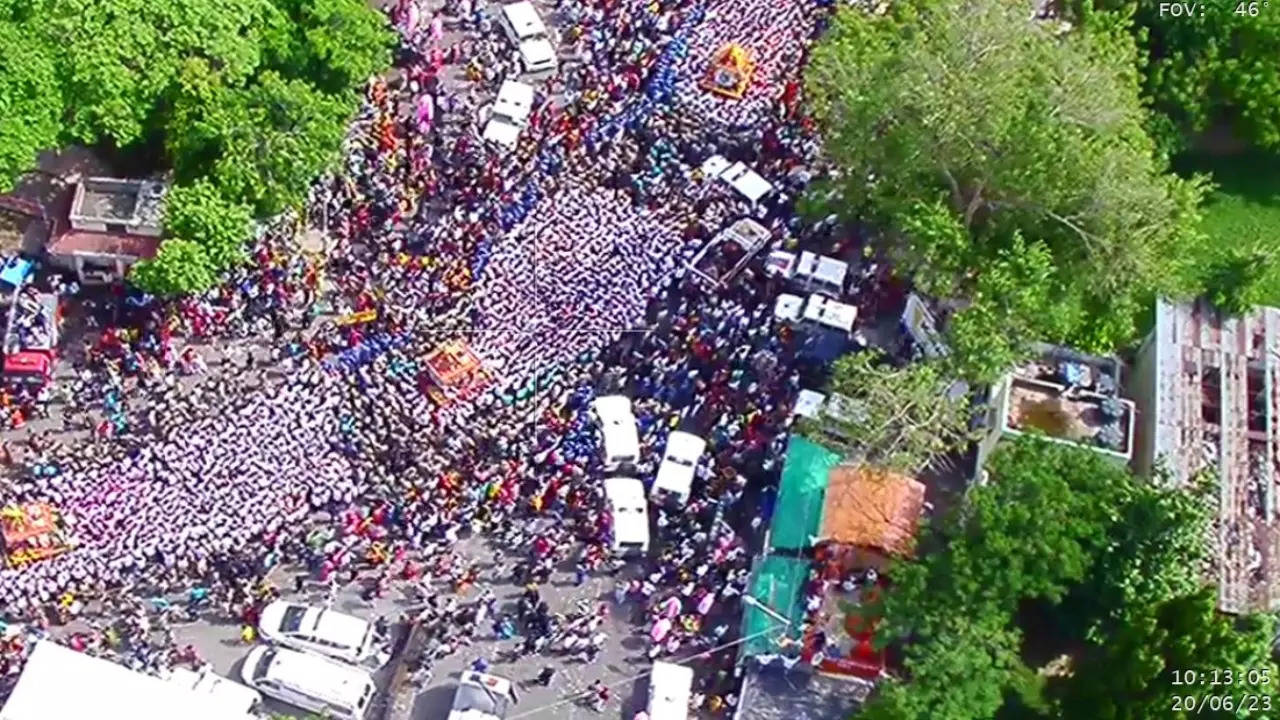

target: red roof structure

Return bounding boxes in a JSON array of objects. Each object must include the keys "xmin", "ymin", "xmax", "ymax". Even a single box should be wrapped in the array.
[
  {"xmin": 819, "ymin": 465, "xmax": 926, "ymax": 560},
  {"xmin": 46, "ymin": 230, "xmax": 161, "ymax": 260}
]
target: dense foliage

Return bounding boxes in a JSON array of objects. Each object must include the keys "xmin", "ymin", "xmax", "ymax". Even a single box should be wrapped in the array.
[
  {"xmin": 798, "ymin": 351, "xmax": 970, "ymax": 472},
  {"xmin": 805, "ymin": 0, "xmax": 1208, "ymax": 380},
  {"xmin": 860, "ymin": 438, "xmax": 1278, "ymax": 720},
  {"xmin": 1073, "ymin": 0, "xmax": 1280, "ymax": 155},
  {"xmin": 0, "ymin": 18, "xmax": 62, "ymax": 193},
  {"xmin": 130, "ymin": 180, "xmax": 255, "ymax": 296},
  {"xmin": 1064, "ymin": 2, "xmax": 1280, "ymax": 315},
  {"xmin": 0, "ymin": 0, "xmax": 393, "ymax": 293}
]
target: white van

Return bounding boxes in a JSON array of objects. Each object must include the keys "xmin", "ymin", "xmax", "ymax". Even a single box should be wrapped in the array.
[
  {"xmin": 240, "ymin": 645, "xmax": 377, "ymax": 720},
  {"xmin": 257, "ymin": 601, "xmax": 378, "ymax": 665},
  {"xmin": 647, "ymin": 661, "xmax": 693, "ymax": 720},
  {"xmin": 604, "ymin": 477, "xmax": 650, "ymax": 556},
  {"xmin": 499, "ymin": 1, "xmax": 557, "ymax": 74},
  {"xmin": 653, "ymin": 431, "xmax": 706, "ymax": 506},
  {"xmin": 448, "ymin": 672, "xmax": 518, "ymax": 720},
  {"xmin": 482, "ymin": 80, "xmax": 536, "ymax": 149},
  {"xmin": 166, "ymin": 667, "xmax": 262, "ymax": 716},
  {"xmin": 591, "ymin": 395, "xmax": 640, "ymax": 468}
]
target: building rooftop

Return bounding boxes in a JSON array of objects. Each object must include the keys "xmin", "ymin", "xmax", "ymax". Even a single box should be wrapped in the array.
[
  {"xmin": 1137, "ymin": 298, "xmax": 1280, "ymax": 613},
  {"xmin": 68, "ymin": 177, "xmax": 167, "ymax": 231},
  {"xmin": 46, "ymin": 230, "xmax": 161, "ymax": 260},
  {"xmin": 819, "ymin": 465, "xmax": 925, "ymax": 558},
  {"xmin": 1004, "ymin": 377, "xmax": 1134, "ymax": 458},
  {"xmin": 738, "ymin": 662, "xmax": 870, "ymax": 720}
]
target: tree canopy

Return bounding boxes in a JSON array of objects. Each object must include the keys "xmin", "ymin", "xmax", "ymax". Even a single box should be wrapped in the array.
[
  {"xmin": 1074, "ymin": 0, "xmax": 1280, "ymax": 155},
  {"xmin": 861, "ymin": 437, "xmax": 1277, "ymax": 720},
  {"xmin": 0, "ymin": 18, "xmax": 62, "ymax": 193},
  {"xmin": 0, "ymin": 0, "xmax": 393, "ymax": 294},
  {"xmin": 129, "ymin": 238, "xmax": 217, "ymax": 297},
  {"xmin": 197, "ymin": 72, "xmax": 351, "ymax": 216},
  {"xmin": 805, "ymin": 0, "xmax": 1207, "ymax": 378},
  {"xmin": 798, "ymin": 351, "xmax": 970, "ymax": 472}
]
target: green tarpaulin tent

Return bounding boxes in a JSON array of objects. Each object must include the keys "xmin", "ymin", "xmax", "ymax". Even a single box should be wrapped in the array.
[
  {"xmin": 740, "ymin": 555, "xmax": 810, "ymax": 657},
  {"xmin": 768, "ymin": 435, "xmax": 839, "ymax": 552}
]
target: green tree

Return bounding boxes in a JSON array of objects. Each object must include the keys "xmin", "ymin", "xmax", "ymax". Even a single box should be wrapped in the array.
[
  {"xmin": 1203, "ymin": 250, "xmax": 1272, "ymax": 317},
  {"xmin": 0, "ymin": 0, "xmax": 389, "ymax": 220},
  {"xmin": 806, "ymin": 0, "xmax": 1207, "ymax": 356},
  {"xmin": 264, "ymin": 0, "xmax": 395, "ymax": 95},
  {"xmin": 945, "ymin": 234, "xmax": 1072, "ymax": 382},
  {"xmin": 895, "ymin": 200, "xmax": 971, "ymax": 298},
  {"xmin": 1055, "ymin": 589, "xmax": 1278, "ymax": 720},
  {"xmin": 1076, "ymin": 0, "xmax": 1280, "ymax": 153},
  {"xmin": 162, "ymin": 179, "xmax": 254, "ymax": 272},
  {"xmin": 0, "ymin": 20, "xmax": 62, "ymax": 191},
  {"xmin": 862, "ymin": 438, "xmax": 1228, "ymax": 720},
  {"xmin": 129, "ymin": 238, "xmax": 217, "ymax": 296},
  {"xmin": 863, "ymin": 612, "xmax": 1026, "ymax": 720},
  {"xmin": 37, "ymin": 0, "xmax": 275, "ymax": 147},
  {"xmin": 799, "ymin": 351, "xmax": 970, "ymax": 473},
  {"xmin": 172, "ymin": 71, "xmax": 350, "ymax": 216}
]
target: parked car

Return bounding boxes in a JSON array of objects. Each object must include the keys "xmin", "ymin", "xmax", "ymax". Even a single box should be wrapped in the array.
[
  {"xmin": 482, "ymin": 80, "xmax": 535, "ymax": 149},
  {"xmin": 591, "ymin": 395, "xmax": 640, "ymax": 469},
  {"xmin": 604, "ymin": 477, "xmax": 650, "ymax": 556},
  {"xmin": 652, "ymin": 431, "xmax": 706, "ymax": 506},
  {"xmin": 499, "ymin": 1, "xmax": 557, "ymax": 74},
  {"xmin": 448, "ymin": 672, "xmax": 518, "ymax": 720},
  {"xmin": 240, "ymin": 645, "xmax": 377, "ymax": 720},
  {"xmin": 257, "ymin": 601, "xmax": 377, "ymax": 664}
]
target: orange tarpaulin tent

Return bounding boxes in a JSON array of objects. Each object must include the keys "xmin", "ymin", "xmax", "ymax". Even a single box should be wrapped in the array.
[{"xmin": 818, "ymin": 465, "xmax": 926, "ymax": 559}]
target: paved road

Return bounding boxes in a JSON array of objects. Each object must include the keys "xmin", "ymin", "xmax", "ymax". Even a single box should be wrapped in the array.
[{"xmin": 174, "ymin": 531, "xmax": 684, "ymax": 720}]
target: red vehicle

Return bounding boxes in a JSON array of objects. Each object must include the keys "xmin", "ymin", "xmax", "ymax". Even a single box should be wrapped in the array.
[{"xmin": 2, "ymin": 288, "xmax": 61, "ymax": 390}]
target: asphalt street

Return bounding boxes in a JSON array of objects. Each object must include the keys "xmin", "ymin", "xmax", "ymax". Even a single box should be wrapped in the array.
[{"xmin": 173, "ymin": 531, "xmax": 695, "ymax": 720}]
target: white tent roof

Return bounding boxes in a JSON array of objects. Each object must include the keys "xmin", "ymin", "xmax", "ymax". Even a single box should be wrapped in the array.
[
  {"xmin": 804, "ymin": 294, "xmax": 857, "ymax": 332},
  {"xmin": 793, "ymin": 389, "xmax": 826, "ymax": 418},
  {"xmin": 774, "ymin": 294, "xmax": 804, "ymax": 322},
  {"xmin": 721, "ymin": 162, "xmax": 773, "ymax": 203},
  {"xmin": 0, "ymin": 640, "xmax": 257, "ymax": 720},
  {"xmin": 796, "ymin": 251, "xmax": 848, "ymax": 289}
]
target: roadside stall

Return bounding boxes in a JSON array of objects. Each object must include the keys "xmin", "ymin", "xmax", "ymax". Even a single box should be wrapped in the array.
[{"xmin": 800, "ymin": 465, "xmax": 926, "ymax": 680}]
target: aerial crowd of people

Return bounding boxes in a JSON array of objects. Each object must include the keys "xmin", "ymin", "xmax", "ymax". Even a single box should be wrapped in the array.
[{"xmin": 0, "ymin": 0, "xmax": 851, "ymax": 714}]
